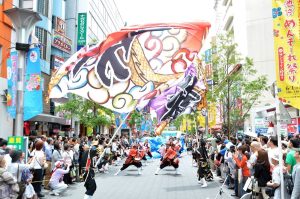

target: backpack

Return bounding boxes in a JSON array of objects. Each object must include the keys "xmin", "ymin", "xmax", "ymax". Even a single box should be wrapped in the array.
[{"xmin": 284, "ymin": 173, "xmax": 294, "ymax": 195}]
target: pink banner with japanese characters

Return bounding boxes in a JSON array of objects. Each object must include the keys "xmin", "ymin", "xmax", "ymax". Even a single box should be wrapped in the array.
[{"xmin": 272, "ymin": 0, "xmax": 300, "ymax": 109}]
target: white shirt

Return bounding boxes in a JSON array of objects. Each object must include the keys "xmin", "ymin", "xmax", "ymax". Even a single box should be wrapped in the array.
[
  {"xmin": 7, "ymin": 162, "xmax": 30, "ymax": 182},
  {"xmin": 112, "ymin": 142, "xmax": 118, "ymax": 152},
  {"xmin": 30, "ymin": 150, "xmax": 45, "ymax": 169},
  {"xmin": 268, "ymin": 147, "xmax": 279, "ymax": 166},
  {"xmin": 272, "ymin": 165, "xmax": 281, "ymax": 199},
  {"xmin": 62, "ymin": 151, "xmax": 73, "ymax": 165}
]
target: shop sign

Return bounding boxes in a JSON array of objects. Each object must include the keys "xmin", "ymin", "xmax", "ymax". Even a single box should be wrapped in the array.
[
  {"xmin": 54, "ymin": 16, "xmax": 66, "ymax": 35},
  {"xmin": 52, "ymin": 55, "xmax": 64, "ymax": 70},
  {"xmin": 287, "ymin": 118, "xmax": 298, "ymax": 134},
  {"xmin": 52, "ymin": 30, "xmax": 72, "ymax": 54},
  {"xmin": 77, "ymin": 13, "xmax": 87, "ymax": 46},
  {"xmin": 8, "ymin": 136, "xmax": 24, "ymax": 150}
]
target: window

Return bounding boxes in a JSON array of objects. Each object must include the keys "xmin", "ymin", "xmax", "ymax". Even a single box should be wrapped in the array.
[
  {"xmin": 35, "ymin": 27, "xmax": 48, "ymax": 60},
  {"xmin": 37, "ymin": 0, "xmax": 49, "ymax": 17}
]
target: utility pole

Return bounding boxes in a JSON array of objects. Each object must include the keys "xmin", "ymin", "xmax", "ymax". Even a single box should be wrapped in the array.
[{"xmin": 4, "ymin": 8, "xmax": 41, "ymax": 136}]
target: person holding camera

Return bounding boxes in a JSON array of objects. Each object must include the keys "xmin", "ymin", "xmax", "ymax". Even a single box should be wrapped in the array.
[{"xmin": 49, "ymin": 161, "xmax": 70, "ymax": 196}]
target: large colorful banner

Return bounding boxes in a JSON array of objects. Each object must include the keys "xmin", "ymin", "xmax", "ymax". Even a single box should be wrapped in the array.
[
  {"xmin": 272, "ymin": 0, "xmax": 300, "ymax": 109},
  {"xmin": 6, "ymin": 51, "xmax": 18, "ymax": 118},
  {"xmin": 49, "ymin": 22, "xmax": 210, "ymax": 114},
  {"xmin": 24, "ymin": 48, "xmax": 43, "ymax": 120}
]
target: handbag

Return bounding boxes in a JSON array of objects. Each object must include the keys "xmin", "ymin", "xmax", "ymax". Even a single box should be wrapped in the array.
[
  {"xmin": 265, "ymin": 187, "xmax": 276, "ymax": 197},
  {"xmin": 70, "ymin": 168, "xmax": 76, "ymax": 178}
]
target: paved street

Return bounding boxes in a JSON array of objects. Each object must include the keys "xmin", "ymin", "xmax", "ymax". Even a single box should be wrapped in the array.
[{"xmin": 45, "ymin": 153, "xmax": 234, "ymax": 199}]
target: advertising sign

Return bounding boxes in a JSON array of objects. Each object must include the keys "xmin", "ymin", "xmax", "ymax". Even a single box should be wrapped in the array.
[
  {"xmin": 288, "ymin": 118, "xmax": 298, "ymax": 134},
  {"xmin": 52, "ymin": 30, "xmax": 72, "ymax": 54},
  {"xmin": 255, "ymin": 117, "xmax": 268, "ymax": 135},
  {"xmin": 6, "ymin": 51, "xmax": 18, "ymax": 118},
  {"xmin": 7, "ymin": 136, "xmax": 24, "ymax": 150},
  {"xmin": 55, "ymin": 16, "xmax": 66, "ymax": 35},
  {"xmin": 52, "ymin": 55, "xmax": 64, "ymax": 71},
  {"xmin": 272, "ymin": 0, "xmax": 300, "ymax": 109},
  {"xmin": 77, "ymin": 13, "xmax": 87, "ymax": 46},
  {"xmin": 24, "ymin": 48, "xmax": 43, "ymax": 120}
]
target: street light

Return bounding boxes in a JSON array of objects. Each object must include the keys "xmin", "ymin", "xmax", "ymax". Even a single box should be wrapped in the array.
[{"xmin": 4, "ymin": 8, "xmax": 42, "ymax": 136}]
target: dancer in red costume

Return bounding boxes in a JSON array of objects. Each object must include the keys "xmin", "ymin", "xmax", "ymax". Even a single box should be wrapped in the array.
[
  {"xmin": 114, "ymin": 143, "xmax": 142, "ymax": 175},
  {"xmin": 155, "ymin": 142, "xmax": 180, "ymax": 175}
]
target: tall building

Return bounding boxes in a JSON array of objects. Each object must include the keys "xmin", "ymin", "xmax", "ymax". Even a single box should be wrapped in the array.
[
  {"xmin": 66, "ymin": 0, "xmax": 124, "ymax": 51},
  {"xmin": 63, "ymin": 0, "xmax": 125, "ymax": 136},
  {"xmin": 212, "ymin": 0, "xmax": 299, "ymax": 135},
  {"xmin": 0, "ymin": 0, "xmax": 14, "ymax": 138},
  {"xmin": 22, "ymin": 0, "xmax": 71, "ymax": 136}
]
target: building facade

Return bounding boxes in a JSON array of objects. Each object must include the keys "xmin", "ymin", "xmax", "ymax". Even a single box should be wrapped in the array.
[
  {"xmin": 64, "ymin": 0, "xmax": 125, "ymax": 136},
  {"xmin": 0, "ymin": 0, "xmax": 14, "ymax": 138},
  {"xmin": 212, "ymin": 0, "xmax": 299, "ymax": 135}
]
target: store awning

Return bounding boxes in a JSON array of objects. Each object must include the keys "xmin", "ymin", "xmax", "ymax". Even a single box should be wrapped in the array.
[{"xmin": 27, "ymin": 113, "xmax": 70, "ymax": 125}]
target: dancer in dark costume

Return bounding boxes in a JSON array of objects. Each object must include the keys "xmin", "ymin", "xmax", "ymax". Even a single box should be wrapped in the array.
[{"xmin": 193, "ymin": 139, "xmax": 213, "ymax": 187}]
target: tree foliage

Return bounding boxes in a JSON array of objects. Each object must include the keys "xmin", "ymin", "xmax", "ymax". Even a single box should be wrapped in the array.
[
  {"xmin": 209, "ymin": 31, "xmax": 268, "ymax": 135},
  {"xmin": 56, "ymin": 94, "xmax": 114, "ymax": 130},
  {"xmin": 128, "ymin": 110, "xmax": 143, "ymax": 129}
]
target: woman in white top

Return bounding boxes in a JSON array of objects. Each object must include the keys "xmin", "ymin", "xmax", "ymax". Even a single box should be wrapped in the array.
[
  {"xmin": 30, "ymin": 140, "xmax": 46, "ymax": 198},
  {"xmin": 8, "ymin": 150, "xmax": 30, "ymax": 182},
  {"xmin": 62, "ymin": 144, "xmax": 74, "ymax": 184}
]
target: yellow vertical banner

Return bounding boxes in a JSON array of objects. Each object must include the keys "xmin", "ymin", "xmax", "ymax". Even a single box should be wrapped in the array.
[
  {"xmin": 197, "ymin": 103, "xmax": 216, "ymax": 127},
  {"xmin": 272, "ymin": 0, "xmax": 300, "ymax": 109},
  {"xmin": 181, "ymin": 118, "xmax": 186, "ymax": 132}
]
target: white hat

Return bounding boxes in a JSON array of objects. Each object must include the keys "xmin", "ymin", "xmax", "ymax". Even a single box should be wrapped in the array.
[
  {"xmin": 271, "ymin": 154, "xmax": 280, "ymax": 162},
  {"xmin": 55, "ymin": 161, "xmax": 62, "ymax": 168}
]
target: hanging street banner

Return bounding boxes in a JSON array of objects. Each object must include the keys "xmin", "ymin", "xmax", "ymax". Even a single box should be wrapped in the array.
[
  {"xmin": 77, "ymin": 13, "xmax": 87, "ymax": 48},
  {"xmin": 272, "ymin": 0, "xmax": 300, "ymax": 109},
  {"xmin": 24, "ymin": 47, "xmax": 43, "ymax": 121},
  {"xmin": 6, "ymin": 51, "xmax": 18, "ymax": 118}
]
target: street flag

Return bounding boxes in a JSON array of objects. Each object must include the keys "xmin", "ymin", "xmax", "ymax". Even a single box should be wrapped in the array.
[
  {"xmin": 6, "ymin": 51, "xmax": 18, "ymax": 118},
  {"xmin": 272, "ymin": 0, "xmax": 300, "ymax": 109},
  {"xmin": 24, "ymin": 47, "xmax": 43, "ymax": 120}
]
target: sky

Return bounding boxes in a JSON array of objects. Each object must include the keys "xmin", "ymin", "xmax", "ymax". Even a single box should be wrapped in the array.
[{"xmin": 114, "ymin": 0, "xmax": 216, "ymax": 26}]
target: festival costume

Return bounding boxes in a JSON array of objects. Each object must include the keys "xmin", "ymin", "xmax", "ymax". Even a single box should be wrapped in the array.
[
  {"xmin": 144, "ymin": 142, "xmax": 153, "ymax": 158},
  {"xmin": 193, "ymin": 140, "xmax": 213, "ymax": 187},
  {"xmin": 155, "ymin": 145, "xmax": 180, "ymax": 175},
  {"xmin": 114, "ymin": 147, "xmax": 142, "ymax": 175},
  {"xmin": 83, "ymin": 148, "xmax": 97, "ymax": 199}
]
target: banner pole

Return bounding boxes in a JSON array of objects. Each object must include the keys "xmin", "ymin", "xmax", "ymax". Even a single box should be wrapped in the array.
[
  {"xmin": 275, "ymin": 96, "xmax": 285, "ymax": 199},
  {"xmin": 95, "ymin": 112, "xmax": 130, "ymax": 166}
]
